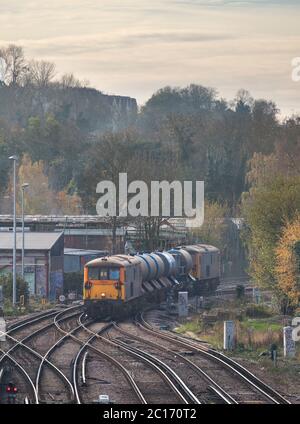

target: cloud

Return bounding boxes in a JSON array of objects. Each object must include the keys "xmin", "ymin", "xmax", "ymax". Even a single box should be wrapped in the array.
[
  {"xmin": 174, "ymin": 0, "xmax": 300, "ymax": 5},
  {"xmin": 0, "ymin": 0, "xmax": 299, "ymax": 116}
]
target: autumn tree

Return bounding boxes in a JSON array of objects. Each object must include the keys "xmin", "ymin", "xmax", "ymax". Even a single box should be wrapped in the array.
[
  {"xmin": 7, "ymin": 154, "xmax": 82, "ymax": 214},
  {"xmin": 241, "ymin": 175, "xmax": 300, "ymax": 304},
  {"xmin": 275, "ymin": 215, "xmax": 300, "ymax": 308}
]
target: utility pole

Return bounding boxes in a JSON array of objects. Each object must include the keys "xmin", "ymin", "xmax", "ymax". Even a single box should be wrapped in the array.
[
  {"xmin": 21, "ymin": 183, "xmax": 29, "ymax": 279},
  {"xmin": 9, "ymin": 155, "xmax": 18, "ymax": 307}
]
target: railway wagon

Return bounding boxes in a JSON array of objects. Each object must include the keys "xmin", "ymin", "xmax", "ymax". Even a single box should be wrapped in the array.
[
  {"xmin": 181, "ymin": 244, "xmax": 220, "ymax": 293},
  {"xmin": 84, "ymin": 252, "xmax": 176, "ymax": 318},
  {"xmin": 83, "ymin": 244, "xmax": 220, "ymax": 318}
]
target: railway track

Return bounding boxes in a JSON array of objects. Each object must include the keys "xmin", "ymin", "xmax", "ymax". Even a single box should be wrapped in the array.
[
  {"xmin": 75, "ymin": 318, "xmax": 192, "ymax": 404},
  {"xmin": 0, "ymin": 306, "xmax": 83, "ymax": 404},
  {"xmin": 0, "ymin": 305, "xmax": 292, "ymax": 404},
  {"xmin": 71, "ymin": 316, "xmax": 146, "ymax": 404},
  {"xmin": 2, "ymin": 308, "xmax": 149, "ymax": 404},
  {"xmin": 111, "ymin": 321, "xmax": 235, "ymax": 404},
  {"xmin": 105, "ymin": 328, "xmax": 200, "ymax": 404},
  {"xmin": 139, "ymin": 310, "xmax": 291, "ymax": 405}
]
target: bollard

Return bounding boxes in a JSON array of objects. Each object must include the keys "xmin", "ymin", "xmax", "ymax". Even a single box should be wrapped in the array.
[
  {"xmin": 224, "ymin": 320, "xmax": 235, "ymax": 350},
  {"xmin": 270, "ymin": 343, "xmax": 278, "ymax": 367},
  {"xmin": 178, "ymin": 292, "xmax": 188, "ymax": 318},
  {"xmin": 283, "ymin": 326, "xmax": 296, "ymax": 358}
]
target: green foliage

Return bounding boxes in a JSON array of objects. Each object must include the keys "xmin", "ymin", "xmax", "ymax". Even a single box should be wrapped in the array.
[
  {"xmin": 0, "ymin": 274, "xmax": 29, "ymax": 305},
  {"xmin": 242, "ymin": 175, "xmax": 300, "ymax": 294}
]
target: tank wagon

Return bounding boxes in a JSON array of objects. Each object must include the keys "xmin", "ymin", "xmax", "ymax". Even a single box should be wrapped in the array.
[{"xmin": 84, "ymin": 244, "xmax": 220, "ymax": 318}]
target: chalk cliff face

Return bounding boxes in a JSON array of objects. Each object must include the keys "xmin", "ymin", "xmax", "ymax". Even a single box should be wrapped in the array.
[{"xmin": 0, "ymin": 85, "xmax": 137, "ymax": 133}]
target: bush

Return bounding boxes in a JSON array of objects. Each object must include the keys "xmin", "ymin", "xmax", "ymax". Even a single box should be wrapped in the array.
[
  {"xmin": 245, "ymin": 303, "xmax": 272, "ymax": 318},
  {"xmin": 0, "ymin": 274, "xmax": 29, "ymax": 305}
]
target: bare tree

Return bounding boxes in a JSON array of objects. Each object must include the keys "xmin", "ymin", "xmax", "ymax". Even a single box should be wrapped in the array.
[
  {"xmin": 0, "ymin": 44, "xmax": 28, "ymax": 86},
  {"xmin": 60, "ymin": 73, "xmax": 89, "ymax": 89},
  {"xmin": 27, "ymin": 60, "xmax": 56, "ymax": 88}
]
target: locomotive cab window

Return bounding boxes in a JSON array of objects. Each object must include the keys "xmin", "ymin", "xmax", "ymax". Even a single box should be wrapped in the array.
[
  {"xmin": 88, "ymin": 267, "xmax": 99, "ymax": 280},
  {"xmin": 99, "ymin": 269, "xmax": 109, "ymax": 279},
  {"xmin": 109, "ymin": 269, "xmax": 120, "ymax": 280}
]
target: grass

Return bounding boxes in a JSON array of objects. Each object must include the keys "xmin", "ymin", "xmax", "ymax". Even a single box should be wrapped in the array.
[
  {"xmin": 3, "ymin": 297, "xmax": 53, "ymax": 317},
  {"xmin": 175, "ymin": 298, "xmax": 300, "ymax": 392},
  {"xmin": 241, "ymin": 319, "xmax": 281, "ymax": 332},
  {"xmin": 175, "ymin": 320, "xmax": 201, "ymax": 334},
  {"xmin": 175, "ymin": 300, "xmax": 288, "ymax": 354}
]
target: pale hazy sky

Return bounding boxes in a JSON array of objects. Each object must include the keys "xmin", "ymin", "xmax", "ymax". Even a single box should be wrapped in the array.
[{"xmin": 0, "ymin": 0, "xmax": 300, "ymax": 116}]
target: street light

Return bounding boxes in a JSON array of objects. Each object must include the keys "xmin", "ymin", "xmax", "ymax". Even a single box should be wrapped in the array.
[
  {"xmin": 21, "ymin": 183, "xmax": 29, "ymax": 279},
  {"xmin": 9, "ymin": 155, "xmax": 18, "ymax": 307}
]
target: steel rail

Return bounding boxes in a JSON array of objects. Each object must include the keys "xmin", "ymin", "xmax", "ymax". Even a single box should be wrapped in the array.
[
  {"xmin": 139, "ymin": 312, "xmax": 291, "ymax": 405},
  {"xmin": 55, "ymin": 315, "xmax": 147, "ymax": 404},
  {"xmin": 35, "ymin": 311, "xmax": 87, "ymax": 402},
  {"xmin": 104, "ymin": 325, "xmax": 198, "ymax": 404},
  {"xmin": 1, "ymin": 308, "xmax": 83, "ymax": 403},
  {"xmin": 114, "ymin": 321, "xmax": 236, "ymax": 404},
  {"xmin": 0, "ymin": 347, "xmax": 39, "ymax": 404},
  {"xmin": 76, "ymin": 318, "xmax": 186, "ymax": 404}
]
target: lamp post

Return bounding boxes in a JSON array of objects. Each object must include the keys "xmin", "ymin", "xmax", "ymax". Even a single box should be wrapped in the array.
[
  {"xmin": 21, "ymin": 183, "xmax": 29, "ymax": 279},
  {"xmin": 9, "ymin": 155, "xmax": 18, "ymax": 307}
]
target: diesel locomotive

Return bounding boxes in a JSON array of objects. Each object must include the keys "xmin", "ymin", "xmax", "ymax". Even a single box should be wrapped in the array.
[{"xmin": 83, "ymin": 244, "xmax": 220, "ymax": 318}]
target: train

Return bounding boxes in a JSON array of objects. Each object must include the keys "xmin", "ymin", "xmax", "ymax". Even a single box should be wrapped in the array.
[{"xmin": 83, "ymin": 244, "xmax": 221, "ymax": 318}]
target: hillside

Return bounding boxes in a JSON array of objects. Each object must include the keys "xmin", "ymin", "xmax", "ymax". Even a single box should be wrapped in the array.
[{"xmin": 0, "ymin": 85, "xmax": 137, "ymax": 133}]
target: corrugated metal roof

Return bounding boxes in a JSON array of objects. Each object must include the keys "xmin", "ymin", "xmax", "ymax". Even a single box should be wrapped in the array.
[
  {"xmin": 0, "ymin": 232, "xmax": 63, "ymax": 250},
  {"xmin": 64, "ymin": 248, "xmax": 108, "ymax": 256}
]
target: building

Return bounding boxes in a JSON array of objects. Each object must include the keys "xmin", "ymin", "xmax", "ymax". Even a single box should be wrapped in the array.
[
  {"xmin": 0, "ymin": 216, "xmax": 187, "ymax": 252},
  {"xmin": 0, "ymin": 232, "xmax": 64, "ymax": 300},
  {"xmin": 64, "ymin": 248, "xmax": 108, "ymax": 273}
]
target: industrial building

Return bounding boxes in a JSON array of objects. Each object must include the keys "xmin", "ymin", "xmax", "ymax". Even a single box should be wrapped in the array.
[
  {"xmin": 64, "ymin": 248, "xmax": 108, "ymax": 273},
  {"xmin": 0, "ymin": 232, "xmax": 64, "ymax": 300}
]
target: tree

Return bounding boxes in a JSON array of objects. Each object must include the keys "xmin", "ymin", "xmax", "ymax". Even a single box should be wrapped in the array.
[
  {"xmin": 77, "ymin": 130, "xmax": 140, "ymax": 252},
  {"xmin": 7, "ymin": 154, "xmax": 82, "ymax": 214},
  {"xmin": 59, "ymin": 73, "xmax": 89, "ymax": 89},
  {"xmin": 241, "ymin": 175, "xmax": 300, "ymax": 299},
  {"xmin": 0, "ymin": 45, "xmax": 28, "ymax": 86},
  {"xmin": 0, "ymin": 274, "xmax": 29, "ymax": 305},
  {"xmin": 192, "ymin": 201, "xmax": 228, "ymax": 249},
  {"xmin": 275, "ymin": 215, "xmax": 300, "ymax": 308},
  {"xmin": 27, "ymin": 60, "xmax": 56, "ymax": 88}
]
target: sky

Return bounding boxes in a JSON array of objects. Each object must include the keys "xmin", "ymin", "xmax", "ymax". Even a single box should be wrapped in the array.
[{"xmin": 0, "ymin": 0, "xmax": 300, "ymax": 116}]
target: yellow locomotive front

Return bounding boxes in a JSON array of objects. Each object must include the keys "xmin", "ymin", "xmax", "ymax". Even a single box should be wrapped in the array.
[
  {"xmin": 84, "ymin": 260, "xmax": 125, "ymax": 300},
  {"xmin": 83, "ymin": 255, "xmax": 142, "ymax": 318}
]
